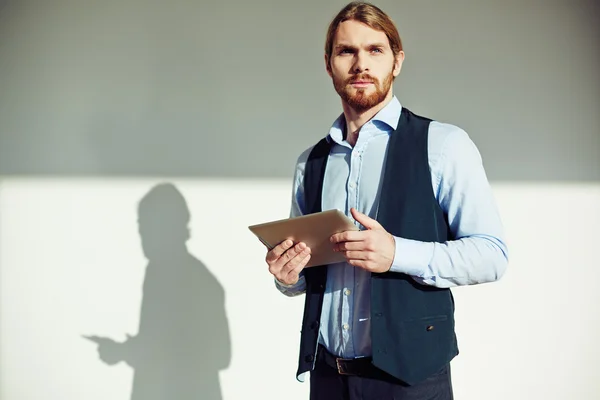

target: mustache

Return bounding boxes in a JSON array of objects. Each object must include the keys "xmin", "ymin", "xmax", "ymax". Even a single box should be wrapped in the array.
[{"xmin": 346, "ymin": 74, "xmax": 378, "ymax": 85}]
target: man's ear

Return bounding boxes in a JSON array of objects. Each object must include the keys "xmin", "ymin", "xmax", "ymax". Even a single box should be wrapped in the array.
[
  {"xmin": 393, "ymin": 50, "xmax": 405, "ymax": 78},
  {"xmin": 325, "ymin": 53, "xmax": 333, "ymax": 78}
]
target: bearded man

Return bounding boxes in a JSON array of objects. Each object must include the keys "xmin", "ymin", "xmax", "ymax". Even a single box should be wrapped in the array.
[{"xmin": 265, "ymin": 2, "xmax": 508, "ymax": 399}]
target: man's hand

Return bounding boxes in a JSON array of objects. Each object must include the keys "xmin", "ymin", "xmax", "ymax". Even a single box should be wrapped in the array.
[
  {"xmin": 266, "ymin": 239, "xmax": 311, "ymax": 285},
  {"xmin": 330, "ymin": 208, "xmax": 395, "ymax": 273}
]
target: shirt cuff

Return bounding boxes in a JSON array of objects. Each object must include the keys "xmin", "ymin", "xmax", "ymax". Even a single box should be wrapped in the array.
[
  {"xmin": 389, "ymin": 237, "xmax": 435, "ymax": 277},
  {"xmin": 274, "ymin": 274, "xmax": 306, "ymax": 295},
  {"xmin": 275, "ymin": 275, "xmax": 305, "ymax": 288}
]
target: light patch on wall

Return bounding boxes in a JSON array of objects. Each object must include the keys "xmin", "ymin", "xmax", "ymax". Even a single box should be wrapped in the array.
[{"xmin": 0, "ymin": 178, "xmax": 598, "ymax": 400}]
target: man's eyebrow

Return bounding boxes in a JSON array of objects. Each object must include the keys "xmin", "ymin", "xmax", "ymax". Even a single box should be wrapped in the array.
[
  {"xmin": 334, "ymin": 43, "xmax": 356, "ymax": 50},
  {"xmin": 334, "ymin": 42, "xmax": 388, "ymax": 50}
]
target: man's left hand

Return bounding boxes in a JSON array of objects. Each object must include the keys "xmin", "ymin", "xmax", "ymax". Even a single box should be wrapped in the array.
[{"xmin": 330, "ymin": 208, "xmax": 396, "ymax": 273}]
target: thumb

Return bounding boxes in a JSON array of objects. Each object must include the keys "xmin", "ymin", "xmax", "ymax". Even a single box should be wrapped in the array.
[{"xmin": 350, "ymin": 208, "xmax": 382, "ymax": 230}]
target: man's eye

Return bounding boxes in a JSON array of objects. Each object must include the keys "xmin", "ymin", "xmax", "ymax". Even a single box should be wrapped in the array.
[
  {"xmin": 371, "ymin": 48, "xmax": 383, "ymax": 53},
  {"xmin": 340, "ymin": 49, "xmax": 354, "ymax": 54}
]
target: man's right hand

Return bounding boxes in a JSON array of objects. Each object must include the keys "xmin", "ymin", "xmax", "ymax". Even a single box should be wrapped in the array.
[{"xmin": 266, "ymin": 239, "xmax": 311, "ymax": 285}]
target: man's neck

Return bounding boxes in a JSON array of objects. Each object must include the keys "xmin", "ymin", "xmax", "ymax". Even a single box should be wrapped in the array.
[{"xmin": 342, "ymin": 92, "xmax": 394, "ymax": 147}]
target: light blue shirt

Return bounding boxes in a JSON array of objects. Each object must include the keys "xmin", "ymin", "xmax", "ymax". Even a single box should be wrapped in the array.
[{"xmin": 276, "ymin": 96, "xmax": 508, "ymax": 359}]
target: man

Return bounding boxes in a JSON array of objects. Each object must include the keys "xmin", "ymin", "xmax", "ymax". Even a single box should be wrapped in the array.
[{"xmin": 266, "ymin": 2, "xmax": 508, "ymax": 399}]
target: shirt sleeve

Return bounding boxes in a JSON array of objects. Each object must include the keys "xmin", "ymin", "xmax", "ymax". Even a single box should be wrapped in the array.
[
  {"xmin": 273, "ymin": 147, "xmax": 313, "ymax": 296},
  {"xmin": 389, "ymin": 126, "xmax": 508, "ymax": 288}
]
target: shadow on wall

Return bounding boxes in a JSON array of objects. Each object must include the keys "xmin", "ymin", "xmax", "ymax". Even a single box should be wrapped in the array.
[{"xmin": 84, "ymin": 183, "xmax": 231, "ymax": 400}]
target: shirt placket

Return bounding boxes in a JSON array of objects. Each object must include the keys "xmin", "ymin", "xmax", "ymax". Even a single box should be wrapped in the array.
[{"xmin": 341, "ymin": 130, "xmax": 367, "ymax": 357}]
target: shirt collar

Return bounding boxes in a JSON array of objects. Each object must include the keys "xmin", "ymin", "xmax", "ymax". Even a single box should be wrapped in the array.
[{"xmin": 327, "ymin": 96, "xmax": 402, "ymax": 143}]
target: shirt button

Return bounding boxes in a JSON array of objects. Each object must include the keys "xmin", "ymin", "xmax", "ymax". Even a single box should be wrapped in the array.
[
  {"xmin": 344, "ymin": 289, "xmax": 351, "ymax": 295},
  {"xmin": 343, "ymin": 323, "xmax": 350, "ymax": 331},
  {"xmin": 349, "ymin": 183, "xmax": 355, "ymax": 189}
]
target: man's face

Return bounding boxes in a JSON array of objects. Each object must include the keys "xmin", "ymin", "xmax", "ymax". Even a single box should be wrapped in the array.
[{"xmin": 327, "ymin": 20, "xmax": 403, "ymax": 112}]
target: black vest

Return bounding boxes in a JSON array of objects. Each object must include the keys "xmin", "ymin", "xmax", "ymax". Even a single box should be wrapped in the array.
[{"xmin": 297, "ymin": 107, "xmax": 459, "ymax": 385}]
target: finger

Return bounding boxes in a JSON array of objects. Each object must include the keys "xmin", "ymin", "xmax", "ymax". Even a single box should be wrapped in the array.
[
  {"xmin": 279, "ymin": 251, "xmax": 311, "ymax": 284},
  {"xmin": 333, "ymin": 241, "xmax": 367, "ymax": 252},
  {"xmin": 280, "ymin": 242, "xmax": 308, "ymax": 266},
  {"xmin": 347, "ymin": 259, "xmax": 369, "ymax": 269},
  {"xmin": 281, "ymin": 246, "xmax": 311, "ymax": 275},
  {"xmin": 284, "ymin": 253, "xmax": 311, "ymax": 281},
  {"xmin": 330, "ymin": 230, "xmax": 364, "ymax": 244},
  {"xmin": 266, "ymin": 239, "xmax": 295, "ymax": 263},
  {"xmin": 342, "ymin": 250, "xmax": 371, "ymax": 261},
  {"xmin": 350, "ymin": 208, "xmax": 383, "ymax": 230},
  {"xmin": 296, "ymin": 253, "xmax": 311, "ymax": 271},
  {"xmin": 271, "ymin": 245, "xmax": 307, "ymax": 277}
]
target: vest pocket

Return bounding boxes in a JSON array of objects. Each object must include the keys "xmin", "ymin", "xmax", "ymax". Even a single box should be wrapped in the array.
[
  {"xmin": 401, "ymin": 315, "xmax": 448, "ymax": 323},
  {"xmin": 399, "ymin": 315, "xmax": 452, "ymax": 349}
]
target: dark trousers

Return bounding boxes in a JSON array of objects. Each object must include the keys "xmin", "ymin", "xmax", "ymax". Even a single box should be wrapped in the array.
[{"xmin": 310, "ymin": 346, "xmax": 453, "ymax": 400}]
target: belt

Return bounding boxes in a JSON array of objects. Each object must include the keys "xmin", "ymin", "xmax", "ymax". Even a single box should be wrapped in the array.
[{"xmin": 317, "ymin": 345, "xmax": 384, "ymax": 378}]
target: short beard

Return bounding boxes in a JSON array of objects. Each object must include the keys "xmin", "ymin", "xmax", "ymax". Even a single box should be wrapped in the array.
[{"xmin": 333, "ymin": 71, "xmax": 394, "ymax": 113}]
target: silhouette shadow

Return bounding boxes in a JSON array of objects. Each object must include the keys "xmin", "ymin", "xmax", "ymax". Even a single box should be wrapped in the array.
[{"xmin": 85, "ymin": 182, "xmax": 231, "ymax": 400}]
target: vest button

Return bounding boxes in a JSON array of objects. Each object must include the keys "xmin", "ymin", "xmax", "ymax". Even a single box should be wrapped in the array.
[
  {"xmin": 305, "ymin": 354, "xmax": 314, "ymax": 362},
  {"xmin": 310, "ymin": 321, "xmax": 319, "ymax": 329},
  {"xmin": 426, "ymin": 325, "xmax": 434, "ymax": 331}
]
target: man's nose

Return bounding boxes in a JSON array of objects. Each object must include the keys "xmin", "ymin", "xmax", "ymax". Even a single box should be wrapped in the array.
[{"xmin": 352, "ymin": 51, "xmax": 369, "ymax": 73}]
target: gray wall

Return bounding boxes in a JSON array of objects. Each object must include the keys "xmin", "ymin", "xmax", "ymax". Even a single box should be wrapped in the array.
[{"xmin": 0, "ymin": 0, "xmax": 598, "ymax": 181}]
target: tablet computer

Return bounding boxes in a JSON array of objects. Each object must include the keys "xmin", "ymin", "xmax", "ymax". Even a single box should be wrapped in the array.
[{"xmin": 248, "ymin": 209, "xmax": 359, "ymax": 268}]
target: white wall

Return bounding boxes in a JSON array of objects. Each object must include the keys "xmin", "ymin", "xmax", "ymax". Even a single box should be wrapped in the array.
[{"xmin": 1, "ymin": 179, "xmax": 599, "ymax": 399}]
